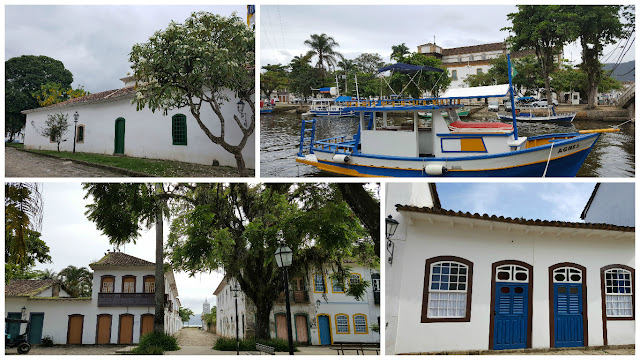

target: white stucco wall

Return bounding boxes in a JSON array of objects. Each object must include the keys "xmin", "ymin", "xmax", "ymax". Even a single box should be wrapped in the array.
[
  {"xmin": 583, "ymin": 183, "xmax": 635, "ymax": 227},
  {"xmin": 389, "ymin": 212, "xmax": 634, "ymax": 354},
  {"xmin": 23, "ymin": 89, "xmax": 254, "ymax": 169}
]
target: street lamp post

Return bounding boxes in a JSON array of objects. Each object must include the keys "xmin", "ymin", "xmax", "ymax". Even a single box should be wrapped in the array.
[
  {"xmin": 236, "ymin": 100, "xmax": 247, "ymax": 127},
  {"xmin": 72, "ymin": 111, "xmax": 79, "ymax": 153},
  {"xmin": 230, "ymin": 279, "xmax": 241, "ymax": 356},
  {"xmin": 275, "ymin": 237, "xmax": 294, "ymax": 355},
  {"xmin": 386, "ymin": 215, "xmax": 399, "ymax": 264}
]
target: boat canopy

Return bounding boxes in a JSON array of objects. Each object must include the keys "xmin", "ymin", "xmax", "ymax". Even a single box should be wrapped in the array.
[
  {"xmin": 377, "ymin": 63, "xmax": 444, "ymax": 74},
  {"xmin": 335, "ymin": 95, "xmax": 353, "ymax": 102},
  {"xmin": 439, "ymin": 84, "xmax": 510, "ymax": 100},
  {"xmin": 319, "ymin": 87, "xmax": 331, "ymax": 93}
]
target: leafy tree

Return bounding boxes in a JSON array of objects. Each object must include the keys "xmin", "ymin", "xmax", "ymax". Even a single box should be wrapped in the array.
[
  {"xmin": 5, "ymin": 229, "xmax": 51, "ymax": 284},
  {"xmin": 166, "ymin": 183, "xmax": 378, "ymax": 340},
  {"xmin": 288, "ymin": 54, "xmax": 322, "ymax": 102},
  {"xmin": 32, "ymin": 112, "xmax": 70, "ymax": 152},
  {"xmin": 32, "ymin": 82, "xmax": 89, "ymax": 107},
  {"xmin": 260, "ymin": 64, "xmax": 288, "ymax": 99},
  {"xmin": 84, "ymin": 183, "xmax": 169, "ymax": 333},
  {"xmin": 58, "ymin": 265, "xmax": 93, "ymax": 297},
  {"xmin": 389, "ymin": 53, "xmax": 450, "ymax": 98},
  {"xmin": 6, "ymin": 55, "xmax": 73, "ymax": 141},
  {"xmin": 391, "ymin": 43, "xmax": 410, "ymax": 63},
  {"xmin": 5, "ymin": 183, "xmax": 44, "ymax": 267},
  {"xmin": 568, "ymin": 5, "xmax": 634, "ymax": 109},
  {"xmin": 202, "ymin": 306, "xmax": 217, "ymax": 330},
  {"xmin": 304, "ymin": 33, "xmax": 341, "ymax": 75},
  {"xmin": 337, "ymin": 58, "xmax": 356, "ymax": 93},
  {"xmin": 511, "ymin": 54, "xmax": 545, "ymax": 95},
  {"xmin": 504, "ymin": 5, "xmax": 575, "ymax": 103},
  {"xmin": 129, "ymin": 12, "xmax": 255, "ymax": 174},
  {"xmin": 354, "ymin": 53, "xmax": 384, "ymax": 75},
  {"xmin": 178, "ymin": 307, "xmax": 195, "ymax": 325},
  {"xmin": 36, "ymin": 269, "xmax": 57, "ymax": 280}
]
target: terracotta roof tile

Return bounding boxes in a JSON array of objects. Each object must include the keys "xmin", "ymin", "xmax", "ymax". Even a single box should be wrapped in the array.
[
  {"xmin": 89, "ymin": 252, "xmax": 154, "ymax": 268},
  {"xmin": 396, "ymin": 205, "xmax": 634, "ymax": 232},
  {"xmin": 5, "ymin": 279, "xmax": 60, "ymax": 297},
  {"xmin": 22, "ymin": 86, "xmax": 136, "ymax": 114},
  {"xmin": 442, "ymin": 42, "xmax": 506, "ymax": 56}
]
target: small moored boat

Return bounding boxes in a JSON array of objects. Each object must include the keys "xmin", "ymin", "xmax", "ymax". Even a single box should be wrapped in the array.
[{"xmin": 497, "ymin": 106, "xmax": 576, "ymax": 122}]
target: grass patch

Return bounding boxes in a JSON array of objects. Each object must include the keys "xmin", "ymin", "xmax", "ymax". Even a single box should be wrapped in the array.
[
  {"xmin": 24, "ymin": 149, "xmax": 249, "ymax": 177},
  {"xmin": 131, "ymin": 332, "xmax": 180, "ymax": 355},
  {"xmin": 213, "ymin": 337, "xmax": 299, "ymax": 352},
  {"xmin": 5, "ymin": 142, "xmax": 24, "ymax": 148}
]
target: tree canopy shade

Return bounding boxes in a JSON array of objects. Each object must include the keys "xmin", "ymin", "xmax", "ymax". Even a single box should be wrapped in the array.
[
  {"xmin": 6, "ymin": 55, "xmax": 74, "ymax": 141},
  {"xmin": 32, "ymin": 82, "xmax": 89, "ymax": 107},
  {"xmin": 129, "ymin": 12, "xmax": 255, "ymax": 174},
  {"xmin": 260, "ymin": 64, "xmax": 288, "ymax": 99}
]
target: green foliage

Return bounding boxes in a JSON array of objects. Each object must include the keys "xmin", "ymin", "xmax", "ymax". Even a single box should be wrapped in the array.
[
  {"xmin": 178, "ymin": 307, "xmax": 195, "ymax": 323},
  {"xmin": 129, "ymin": 11, "xmax": 255, "ymax": 173},
  {"xmin": 5, "ymin": 55, "xmax": 73, "ymax": 139},
  {"xmin": 389, "ymin": 53, "xmax": 450, "ymax": 98},
  {"xmin": 31, "ymin": 112, "xmax": 70, "ymax": 152},
  {"xmin": 31, "ymin": 82, "xmax": 89, "ymax": 107},
  {"xmin": 41, "ymin": 335, "xmax": 54, "ymax": 347},
  {"xmin": 202, "ymin": 306, "xmax": 217, "ymax": 329},
  {"xmin": 58, "ymin": 265, "xmax": 93, "ymax": 297},
  {"xmin": 304, "ymin": 33, "xmax": 341, "ymax": 75},
  {"xmin": 213, "ymin": 337, "xmax": 299, "ymax": 352},
  {"xmin": 132, "ymin": 332, "xmax": 180, "ymax": 354},
  {"xmin": 370, "ymin": 323, "xmax": 380, "ymax": 333},
  {"xmin": 354, "ymin": 53, "xmax": 384, "ymax": 75},
  {"xmin": 288, "ymin": 54, "xmax": 323, "ymax": 101},
  {"xmin": 260, "ymin": 64, "xmax": 289, "ymax": 99},
  {"xmin": 391, "ymin": 43, "xmax": 410, "ymax": 63}
]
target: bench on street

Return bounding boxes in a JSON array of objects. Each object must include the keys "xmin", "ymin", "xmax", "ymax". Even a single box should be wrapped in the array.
[
  {"xmin": 246, "ymin": 343, "xmax": 276, "ymax": 355},
  {"xmin": 331, "ymin": 342, "xmax": 380, "ymax": 355}
]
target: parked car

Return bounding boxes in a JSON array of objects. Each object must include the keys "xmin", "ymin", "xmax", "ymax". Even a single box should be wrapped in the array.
[
  {"xmin": 532, "ymin": 98, "xmax": 558, "ymax": 107},
  {"xmin": 488, "ymin": 100, "xmax": 499, "ymax": 112}
]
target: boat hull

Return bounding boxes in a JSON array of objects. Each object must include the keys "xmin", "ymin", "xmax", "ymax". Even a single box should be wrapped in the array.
[
  {"xmin": 497, "ymin": 112, "xmax": 576, "ymax": 122},
  {"xmin": 309, "ymin": 110, "xmax": 356, "ymax": 117},
  {"xmin": 297, "ymin": 133, "xmax": 598, "ymax": 177},
  {"xmin": 260, "ymin": 109, "xmax": 273, "ymax": 114}
]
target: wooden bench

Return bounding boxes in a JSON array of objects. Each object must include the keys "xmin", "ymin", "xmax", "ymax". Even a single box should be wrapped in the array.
[
  {"xmin": 246, "ymin": 343, "xmax": 276, "ymax": 355},
  {"xmin": 331, "ymin": 342, "xmax": 380, "ymax": 355}
]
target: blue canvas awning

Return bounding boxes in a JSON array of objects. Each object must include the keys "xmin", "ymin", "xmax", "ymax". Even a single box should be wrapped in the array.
[
  {"xmin": 334, "ymin": 96, "xmax": 353, "ymax": 102},
  {"xmin": 378, "ymin": 63, "xmax": 444, "ymax": 74}
]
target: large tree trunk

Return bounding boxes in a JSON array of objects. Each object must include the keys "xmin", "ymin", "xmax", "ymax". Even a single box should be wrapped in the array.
[
  {"xmin": 154, "ymin": 185, "xmax": 165, "ymax": 334},
  {"xmin": 253, "ymin": 300, "xmax": 273, "ymax": 340},
  {"xmin": 582, "ymin": 40, "xmax": 600, "ymax": 110},
  {"xmin": 336, "ymin": 183, "xmax": 380, "ymax": 257}
]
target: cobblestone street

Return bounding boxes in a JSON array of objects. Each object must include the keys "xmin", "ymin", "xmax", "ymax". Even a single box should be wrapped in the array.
[{"xmin": 5, "ymin": 147, "xmax": 132, "ymax": 177}]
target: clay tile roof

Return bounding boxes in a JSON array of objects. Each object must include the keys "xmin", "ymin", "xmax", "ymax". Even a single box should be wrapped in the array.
[
  {"xmin": 89, "ymin": 252, "xmax": 154, "ymax": 268},
  {"xmin": 21, "ymin": 86, "xmax": 137, "ymax": 114},
  {"xmin": 396, "ymin": 205, "xmax": 635, "ymax": 233},
  {"xmin": 442, "ymin": 42, "xmax": 506, "ymax": 56},
  {"xmin": 5, "ymin": 279, "xmax": 60, "ymax": 297}
]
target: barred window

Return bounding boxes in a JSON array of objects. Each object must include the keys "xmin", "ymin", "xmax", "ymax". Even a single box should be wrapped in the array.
[
  {"xmin": 353, "ymin": 314, "xmax": 367, "ymax": 334},
  {"xmin": 332, "ymin": 276, "xmax": 343, "ymax": 293},
  {"xmin": 313, "ymin": 273, "xmax": 325, "ymax": 293},
  {"xmin": 421, "ymin": 256, "xmax": 473, "ymax": 322},
  {"xmin": 349, "ymin": 273, "xmax": 361, "ymax": 287},
  {"xmin": 172, "ymin": 114, "xmax": 187, "ymax": 145},
  {"xmin": 76, "ymin": 125, "xmax": 85, "ymax": 143},
  {"xmin": 335, "ymin": 314, "xmax": 349, "ymax": 334},
  {"xmin": 604, "ymin": 267, "xmax": 633, "ymax": 318}
]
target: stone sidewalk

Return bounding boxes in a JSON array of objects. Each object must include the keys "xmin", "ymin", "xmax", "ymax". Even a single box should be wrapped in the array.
[{"xmin": 5, "ymin": 147, "xmax": 127, "ymax": 177}]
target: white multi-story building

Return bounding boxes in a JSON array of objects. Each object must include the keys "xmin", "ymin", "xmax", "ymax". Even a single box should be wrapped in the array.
[
  {"xmin": 5, "ymin": 251, "xmax": 182, "ymax": 345},
  {"xmin": 214, "ymin": 262, "xmax": 380, "ymax": 345}
]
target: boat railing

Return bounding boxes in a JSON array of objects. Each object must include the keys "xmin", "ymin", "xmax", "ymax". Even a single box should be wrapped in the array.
[
  {"xmin": 339, "ymin": 98, "xmax": 463, "ymax": 108},
  {"xmin": 314, "ymin": 136, "xmax": 356, "ymax": 153}
]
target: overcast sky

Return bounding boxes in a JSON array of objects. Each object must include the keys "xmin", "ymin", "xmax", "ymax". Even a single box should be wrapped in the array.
[
  {"xmin": 34, "ymin": 183, "xmax": 223, "ymax": 315},
  {"xmin": 436, "ymin": 182, "xmax": 598, "ymax": 223},
  {"xmin": 261, "ymin": 5, "xmax": 634, "ymax": 69},
  {"xmin": 6, "ymin": 5, "xmax": 246, "ymax": 93}
]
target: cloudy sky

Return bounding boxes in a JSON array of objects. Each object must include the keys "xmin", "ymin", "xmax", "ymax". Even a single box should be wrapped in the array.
[
  {"xmin": 436, "ymin": 182, "xmax": 599, "ymax": 222},
  {"xmin": 6, "ymin": 5, "xmax": 246, "ymax": 93},
  {"xmin": 33, "ymin": 183, "xmax": 223, "ymax": 315},
  {"xmin": 261, "ymin": 5, "xmax": 634, "ymax": 69}
]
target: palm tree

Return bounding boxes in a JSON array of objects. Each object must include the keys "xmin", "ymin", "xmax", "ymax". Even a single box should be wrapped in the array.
[
  {"xmin": 58, "ymin": 265, "xmax": 93, "ymax": 297},
  {"xmin": 37, "ymin": 269, "xmax": 57, "ymax": 280},
  {"xmin": 5, "ymin": 183, "xmax": 43, "ymax": 266},
  {"xmin": 391, "ymin": 43, "xmax": 410, "ymax": 63},
  {"xmin": 337, "ymin": 58, "xmax": 355, "ymax": 92},
  {"xmin": 304, "ymin": 33, "xmax": 341, "ymax": 75}
]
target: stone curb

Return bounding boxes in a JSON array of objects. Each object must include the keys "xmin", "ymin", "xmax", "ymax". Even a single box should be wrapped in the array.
[
  {"xmin": 15, "ymin": 148, "xmax": 154, "ymax": 177},
  {"xmin": 400, "ymin": 344, "xmax": 634, "ymax": 355}
]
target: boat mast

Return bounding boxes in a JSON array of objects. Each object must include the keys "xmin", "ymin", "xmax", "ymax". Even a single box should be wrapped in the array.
[
  {"xmin": 507, "ymin": 51, "xmax": 518, "ymax": 140},
  {"xmin": 355, "ymin": 72, "xmax": 361, "ymax": 106},
  {"xmin": 335, "ymin": 73, "xmax": 340, "ymax": 97}
]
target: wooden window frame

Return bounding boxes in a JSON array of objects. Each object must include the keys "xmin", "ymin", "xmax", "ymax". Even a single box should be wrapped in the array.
[
  {"xmin": 100, "ymin": 275, "xmax": 115, "ymax": 293},
  {"xmin": 600, "ymin": 264, "xmax": 635, "ymax": 346},
  {"xmin": 353, "ymin": 314, "xmax": 368, "ymax": 334},
  {"xmin": 121, "ymin": 275, "xmax": 136, "ymax": 293},
  {"xmin": 335, "ymin": 313, "xmax": 350, "ymax": 334},
  {"xmin": 143, "ymin": 275, "xmax": 155, "ymax": 293},
  {"xmin": 172, "ymin": 114, "xmax": 188, "ymax": 146},
  {"xmin": 76, "ymin": 124, "xmax": 85, "ymax": 143},
  {"xmin": 421, "ymin": 256, "xmax": 474, "ymax": 323}
]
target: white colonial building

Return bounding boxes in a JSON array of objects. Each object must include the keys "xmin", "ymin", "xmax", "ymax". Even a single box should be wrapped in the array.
[
  {"xmin": 386, "ymin": 183, "xmax": 634, "ymax": 354},
  {"xmin": 5, "ymin": 252, "xmax": 182, "ymax": 345},
  {"xmin": 214, "ymin": 262, "xmax": 380, "ymax": 345},
  {"xmin": 21, "ymin": 76, "xmax": 254, "ymax": 169},
  {"xmin": 580, "ymin": 183, "xmax": 634, "ymax": 227}
]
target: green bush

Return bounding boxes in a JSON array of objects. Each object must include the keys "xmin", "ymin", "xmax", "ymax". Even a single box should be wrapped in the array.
[
  {"xmin": 41, "ymin": 335, "xmax": 54, "ymax": 347},
  {"xmin": 131, "ymin": 332, "xmax": 180, "ymax": 354},
  {"xmin": 213, "ymin": 337, "xmax": 299, "ymax": 352}
]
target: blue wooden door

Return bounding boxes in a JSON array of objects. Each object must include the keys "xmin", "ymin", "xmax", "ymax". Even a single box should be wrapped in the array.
[
  {"xmin": 28, "ymin": 313, "xmax": 44, "ymax": 344},
  {"xmin": 493, "ymin": 283, "xmax": 528, "ymax": 349},
  {"xmin": 318, "ymin": 315, "xmax": 331, "ymax": 345},
  {"xmin": 554, "ymin": 283, "xmax": 584, "ymax": 347}
]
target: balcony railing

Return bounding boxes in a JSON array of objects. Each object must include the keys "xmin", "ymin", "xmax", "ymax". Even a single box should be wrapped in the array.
[
  {"xmin": 97, "ymin": 292, "xmax": 155, "ymax": 307},
  {"xmin": 276, "ymin": 290, "xmax": 310, "ymax": 304}
]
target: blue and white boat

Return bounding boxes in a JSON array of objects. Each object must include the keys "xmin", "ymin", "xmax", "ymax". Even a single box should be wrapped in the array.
[
  {"xmin": 296, "ymin": 55, "xmax": 617, "ymax": 177},
  {"xmin": 303, "ymin": 96, "xmax": 358, "ymax": 117},
  {"xmin": 497, "ymin": 106, "xmax": 576, "ymax": 122}
]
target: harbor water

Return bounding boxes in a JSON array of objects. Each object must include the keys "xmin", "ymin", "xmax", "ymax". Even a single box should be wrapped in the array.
[{"xmin": 260, "ymin": 112, "xmax": 635, "ymax": 178}]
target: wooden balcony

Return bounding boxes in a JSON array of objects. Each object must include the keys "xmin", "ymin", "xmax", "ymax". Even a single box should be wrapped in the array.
[
  {"xmin": 276, "ymin": 290, "xmax": 310, "ymax": 304},
  {"xmin": 97, "ymin": 292, "xmax": 155, "ymax": 307}
]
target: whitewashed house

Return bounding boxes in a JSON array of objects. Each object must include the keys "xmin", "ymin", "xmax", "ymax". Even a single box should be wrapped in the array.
[
  {"xmin": 214, "ymin": 262, "xmax": 380, "ymax": 345},
  {"xmin": 386, "ymin": 183, "xmax": 634, "ymax": 354},
  {"xmin": 21, "ymin": 76, "xmax": 254, "ymax": 169},
  {"xmin": 5, "ymin": 252, "xmax": 182, "ymax": 345},
  {"xmin": 580, "ymin": 183, "xmax": 634, "ymax": 227}
]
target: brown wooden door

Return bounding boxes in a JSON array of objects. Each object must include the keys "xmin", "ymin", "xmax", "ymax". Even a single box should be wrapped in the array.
[
  {"xmin": 96, "ymin": 315, "xmax": 111, "ymax": 344},
  {"xmin": 275, "ymin": 314, "xmax": 288, "ymax": 340},
  {"xmin": 67, "ymin": 315, "xmax": 83, "ymax": 344},
  {"xmin": 118, "ymin": 314, "xmax": 134, "ymax": 344},
  {"xmin": 140, "ymin": 314, "xmax": 153, "ymax": 338},
  {"xmin": 295, "ymin": 315, "xmax": 309, "ymax": 343}
]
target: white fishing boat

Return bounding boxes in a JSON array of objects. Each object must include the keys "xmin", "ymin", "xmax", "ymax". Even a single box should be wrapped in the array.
[
  {"xmin": 296, "ymin": 55, "xmax": 618, "ymax": 177},
  {"xmin": 302, "ymin": 96, "xmax": 357, "ymax": 117},
  {"xmin": 497, "ymin": 106, "xmax": 576, "ymax": 122}
]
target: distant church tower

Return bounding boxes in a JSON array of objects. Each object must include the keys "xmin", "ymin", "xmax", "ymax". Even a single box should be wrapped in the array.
[{"xmin": 203, "ymin": 299, "xmax": 210, "ymax": 314}]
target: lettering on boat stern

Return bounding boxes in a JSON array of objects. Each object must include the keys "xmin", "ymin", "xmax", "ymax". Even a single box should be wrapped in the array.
[{"xmin": 557, "ymin": 143, "xmax": 579, "ymax": 154}]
